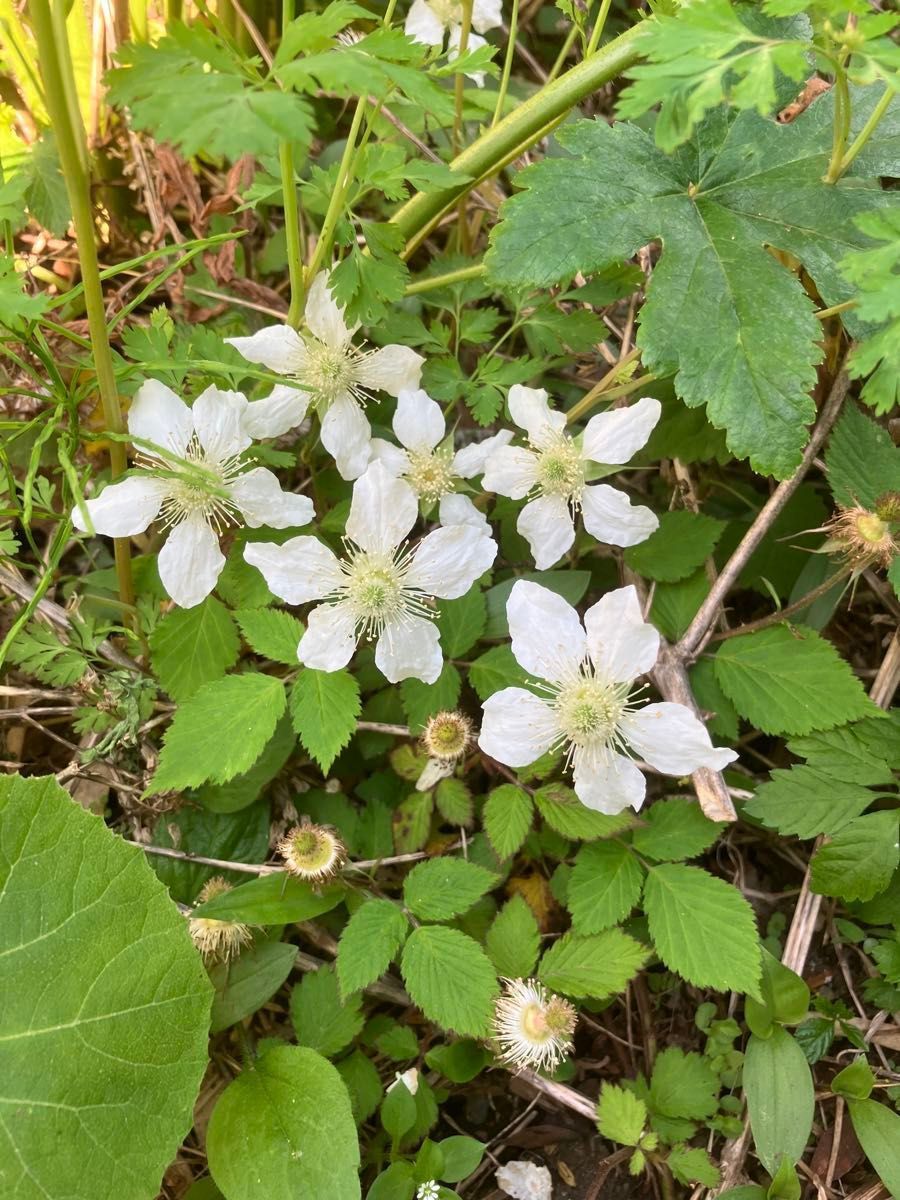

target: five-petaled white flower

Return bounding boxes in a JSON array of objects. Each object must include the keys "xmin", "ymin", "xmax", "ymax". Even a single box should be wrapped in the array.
[
  {"xmin": 478, "ymin": 581, "xmax": 737, "ymax": 814},
  {"xmin": 243, "ymin": 460, "xmax": 497, "ymax": 684},
  {"xmin": 481, "ymin": 386, "xmax": 661, "ymax": 570},
  {"xmin": 416, "ymin": 1183, "xmax": 440, "ymax": 1200},
  {"xmin": 370, "ymin": 387, "xmax": 512, "ymax": 530},
  {"xmin": 226, "ymin": 272, "xmax": 424, "ymax": 481},
  {"xmin": 405, "ymin": 0, "xmax": 503, "ymax": 86},
  {"xmin": 72, "ymin": 380, "xmax": 313, "ymax": 609}
]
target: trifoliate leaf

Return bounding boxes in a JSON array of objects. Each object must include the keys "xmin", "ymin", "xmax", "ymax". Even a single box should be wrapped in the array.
[
  {"xmin": 485, "ymin": 895, "xmax": 541, "ymax": 979},
  {"xmin": 289, "ymin": 668, "xmax": 360, "ymax": 772},
  {"xmin": 337, "ymin": 899, "xmax": 409, "ymax": 999},
  {"xmin": 488, "ymin": 92, "xmax": 894, "ymax": 477},
  {"xmin": 483, "ymin": 784, "xmax": 533, "ymax": 860},
  {"xmin": 596, "ymin": 1083, "xmax": 647, "ymax": 1147},
  {"xmin": 643, "ymin": 864, "xmax": 761, "ymax": 997},
  {"xmin": 825, "ymin": 402, "xmax": 900, "ymax": 510},
  {"xmin": 649, "ymin": 1048, "xmax": 719, "ymax": 1119},
  {"xmin": 206, "ymin": 1044, "xmax": 360, "ymax": 1200},
  {"xmin": 403, "ymin": 857, "xmax": 497, "ymax": 922},
  {"xmin": 632, "ymin": 797, "xmax": 724, "ymax": 861},
  {"xmin": 567, "ymin": 841, "xmax": 645, "ymax": 933},
  {"xmin": 624, "ymin": 511, "xmax": 725, "ymax": 583},
  {"xmin": 745, "ymin": 766, "xmax": 877, "ymax": 839},
  {"xmin": 810, "ymin": 811, "xmax": 900, "ymax": 902},
  {"xmin": 235, "ymin": 607, "xmax": 304, "ymax": 667},
  {"xmin": 150, "ymin": 673, "xmax": 287, "ymax": 792},
  {"xmin": 290, "ymin": 965, "xmax": 364, "ymax": 1058},
  {"xmin": 714, "ymin": 625, "xmax": 876, "ymax": 736},
  {"xmin": 538, "ymin": 929, "xmax": 650, "ymax": 999},
  {"xmin": 0, "ymin": 775, "xmax": 211, "ymax": 1200},
  {"xmin": 401, "ymin": 925, "xmax": 498, "ymax": 1037},
  {"xmin": 150, "ymin": 596, "xmax": 240, "ymax": 701}
]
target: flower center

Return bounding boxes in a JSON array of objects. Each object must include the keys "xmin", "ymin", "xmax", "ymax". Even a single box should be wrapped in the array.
[
  {"xmin": 405, "ymin": 447, "xmax": 455, "ymax": 502},
  {"xmin": 139, "ymin": 433, "xmax": 242, "ymax": 533},
  {"xmin": 334, "ymin": 542, "xmax": 435, "ymax": 640},
  {"xmin": 555, "ymin": 675, "xmax": 629, "ymax": 747},
  {"xmin": 533, "ymin": 430, "xmax": 585, "ymax": 503}
]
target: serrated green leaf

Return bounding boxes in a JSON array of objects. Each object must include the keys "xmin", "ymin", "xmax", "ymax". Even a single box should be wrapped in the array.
[
  {"xmin": 483, "ymin": 784, "xmax": 533, "ymax": 860},
  {"xmin": 337, "ymin": 1049, "xmax": 383, "ymax": 1125},
  {"xmin": 468, "ymin": 644, "xmax": 532, "ymax": 700},
  {"xmin": 624, "ymin": 511, "xmax": 725, "ymax": 583},
  {"xmin": 393, "ymin": 792, "xmax": 433, "ymax": 853},
  {"xmin": 596, "ymin": 1083, "xmax": 647, "ymax": 1147},
  {"xmin": 289, "ymin": 668, "xmax": 360, "ymax": 772},
  {"xmin": 632, "ymin": 797, "xmax": 724, "ymax": 861},
  {"xmin": 337, "ymin": 899, "xmax": 409, "ymax": 998},
  {"xmin": 534, "ymin": 783, "xmax": 634, "ymax": 841},
  {"xmin": 650, "ymin": 1048, "xmax": 719, "ymax": 1119},
  {"xmin": 810, "ymin": 811, "xmax": 900, "ymax": 902},
  {"xmin": 825, "ymin": 402, "xmax": 900, "ymax": 510},
  {"xmin": 235, "ymin": 607, "xmax": 304, "ymax": 666},
  {"xmin": 403, "ymin": 857, "xmax": 496, "ymax": 921},
  {"xmin": 714, "ymin": 625, "xmax": 876, "ymax": 736},
  {"xmin": 746, "ymin": 766, "xmax": 877, "ymax": 839},
  {"xmin": 668, "ymin": 1146, "xmax": 720, "ymax": 1188},
  {"xmin": 568, "ymin": 841, "xmax": 644, "ymax": 933},
  {"xmin": 434, "ymin": 777, "xmax": 473, "ymax": 827},
  {"xmin": 291, "ymin": 964, "xmax": 364, "ymax": 1058},
  {"xmin": 485, "ymin": 895, "xmax": 541, "ymax": 978},
  {"xmin": 437, "ymin": 587, "xmax": 487, "ymax": 657},
  {"xmin": 400, "ymin": 662, "xmax": 462, "ymax": 732},
  {"xmin": 209, "ymin": 940, "xmax": 297, "ymax": 1034},
  {"xmin": 0, "ymin": 775, "xmax": 211, "ymax": 1200},
  {"xmin": 643, "ymin": 864, "xmax": 761, "ymax": 996},
  {"xmin": 650, "ymin": 569, "xmax": 710, "ymax": 642},
  {"xmin": 151, "ymin": 802, "xmax": 271, "ymax": 904},
  {"xmin": 787, "ymin": 713, "xmax": 899, "ymax": 785},
  {"xmin": 194, "ymin": 715, "xmax": 296, "ymax": 814},
  {"xmin": 150, "ymin": 596, "xmax": 240, "ymax": 701},
  {"xmin": 538, "ymin": 929, "xmax": 649, "ymax": 999},
  {"xmin": 401, "ymin": 925, "xmax": 498, "ymax": 1037}
]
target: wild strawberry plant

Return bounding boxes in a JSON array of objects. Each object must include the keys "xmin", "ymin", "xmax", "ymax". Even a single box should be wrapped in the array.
[{"xmin": 0, "ymin": 0, "xmax": 898, "ymax": 1198}]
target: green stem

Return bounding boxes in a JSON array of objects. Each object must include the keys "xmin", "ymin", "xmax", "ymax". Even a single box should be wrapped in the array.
[
  {"xmin": 305, "ymin": 95, "xmax": 367, "ymax": 283},
  {"xmin": 815, "ymin": 298, "xmax": 856, "ymax": 321},
  {"xmin": 453, "ymin": 0, "xmax": 474, "ymax": 157},
  {"xmin": 490, "ymin": 0, "xmax": 518, "ymax": 127},
  {"xmin": 836, "ymin": 83, "xmax": 893, "ymax": 179},
  {"xmin": 0, "ymin": 150, "xmax": 16, "ymax": 255},
  {"xmin": 405, "ymin": 263, "xmax": 486, "ymax": 295},
  {"xmin": 390, "ymin": 21, "xmax": 643, "ymax": 251},
  {"xmin": 547, "ymin": 20, "xmax": 580, "ymax": 84},
  {"xmin": 585, "ymin": 0, "xmax": 613, "ymax": 56},
  {"xmin": 566, "ymin": 368, "xmax": 656, "ymax": 423},
  {"xmin": 280, "ymin": 0, "xmax": 305, "ymax": 326},
  {"xmin": 166, "ymin": 0, "xmax": 183, "ymax": 23},
  {"xmin": 825, "ymin": 55, "xmax": 851, "ymax": 183},
  {"xmin": 29, "ymin": 0, "xmax": 133, "ymax": 610}
]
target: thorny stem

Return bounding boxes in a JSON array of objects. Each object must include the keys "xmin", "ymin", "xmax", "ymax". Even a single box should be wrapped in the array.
[
  {"xmin": 835, "ymin": 83, "xmax": 893, "ymax": 179},
  {"xmin": 28, "ymin": 0, "xmax": 134, "ymax": 611},
  {"xmin": 490, "ymin": 0, "xmax": 519, "ymax": 128},
  {"xmin": 280, "ymin": 0, "xmax": 306, "ymax": 326}
]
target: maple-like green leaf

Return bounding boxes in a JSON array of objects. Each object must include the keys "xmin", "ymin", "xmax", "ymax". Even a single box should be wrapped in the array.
[
  {"xmin": 841, "ymin": 210, "xmax": 900, "ymax": 414},
  {"xmin": 487, "ymin": 91, "xmax": 895, "ymax": 477}
]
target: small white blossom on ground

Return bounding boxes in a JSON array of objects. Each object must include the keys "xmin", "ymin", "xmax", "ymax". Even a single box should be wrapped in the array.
[
  {"xmin": 493, "ymin": 978, "xmax": 576, "ymax": 1072},
  {"xmin": 72, "ymin": 380, "xmax": 313, "ymax": 608},
  {"xmin": 496, "ymin": 1159, "xmax": 553, "ymax": 1200},
  {"xmin": 481, "ymin": 385, "xmax": 661, "ymax": 569},
  {"xmin": 416, "ymin": 1182, "xmax": 440, "ymax": 1200},
  {"xmin": 226, "ymin": 272, "xmax": 424, "ymax": 480},
  {"xmin": 388, "ymin": 1067, "xmax": 420, "ymax": 1095},
  {"xmin": 244, "ymin": 461, "xmax": 497, "ymax": 684},
  {"xmin": 370, "ymin": 387, "xmax": 512, "ymax": 529},
  {"xmin": 478, "ymin": 581, "xmax": 737, "ymax": 814},
  {"xmin": 405, "ymin": 0, "xmax": 503, "ymax": 86}
]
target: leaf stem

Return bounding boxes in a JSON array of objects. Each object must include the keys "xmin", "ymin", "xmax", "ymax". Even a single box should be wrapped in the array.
[
  {"xmin": 304, "ymin": 95, "xmax": 367, "ymax": 284},
  {"xmin": 280, "ymin": 0, "xmax": 305, "ymax": 326},
  {"xmin": 405, "ymin": 263, "xmax": 486, "ymax": 294},
  {"xmin": 584, "ymin": 0, "xmax": 613, "ymax": 56},
  {"xmin": 29, "ymin": 0, "xmax": 133, "ymax": 610},
  {"xmin": 835, "ymin": 82, "xmax": 893, "ymax": 180},
  {"xmin": 824, "ymin": 54, "xmax": 851, "ymax": 183},
  {"xmin": 565, "ymin": 348, "xmax": 649, "ymax": 424},
  {"xmin": 490, "ymin": 0, "xmax": 518, "ymax": 128}
]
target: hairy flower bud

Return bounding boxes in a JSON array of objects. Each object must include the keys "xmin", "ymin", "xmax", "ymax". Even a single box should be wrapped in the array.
[
  {"xmin": 277, "ymin": 822, "xmax": 345, "ymax": 881},
  {"xmin": 422, "ymin": 710, "xmax": 475, "ymax": 764},
  {"xmin": 189, "ymin": 877, "xmax": 252, "ymax": 963}
]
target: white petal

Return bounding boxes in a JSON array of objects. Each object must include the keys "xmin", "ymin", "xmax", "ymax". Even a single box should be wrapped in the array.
[
  {"xmin": 298, "ymin": 602, "xmax": 357, "ymax": 672},
  {"xmin": 573, "ymin": 752, "xmax": 647, "ymax": 815},
  {"xmin": 320, "ymin": 394, "xmax": 372, "ymax": 481},
  {"xmin": 375, "ymin": 615, "xmax": 442, "ymax": 684},
  {"xmin": 73, "ymin": 476, "xmax": 167, "ymax": 537},
  {"xmin": 452, "ymin": 428, "xmax": 514, "ymax": 479},
  {"xmin": 191, "ymin": 386, "xmax": 252, "ymax": 460},
  {"xmin": 495, "ymin": 1162, "xmax": 553, "ymax": 1200},
  {"xmin": 507, "ymin": 384, "xmax": 566, "ymax": 442},
  {"xmin": 243, "ymin": 384, "xmax": 311, "ymax": 439},
  {"xmin": 228, "ymin": 468, "xmax": 314, "ymax": 530},
  {"xmin": 622, "ymin": 702, "xmax": 738, "ymax": 775},
  {"xmin": 157, "ymin": 516, "xmax": 224, "ymax": 608},
  {"xmin": 506, "ymin": 579, "xmax": 586, "ymax": 683},
  {"xmin": 472, "ymin": 0, "xmax": 503, "ymax": 32},
  {"xmin": 581, "ymin": 396, "xmax": 662, "ymax": 465},
  {"xmin": 517, "ymin": 494, "xmax": 575, "ymax": 570},
  {"xmin": 404, "ymin": 0, "xmax": 445, "ymax": 44},
  {"xmin": 393, "ymin": 388, "xmax": 445, "ymax": 452},
  {"xmin": 244, "ymin": 537, "xmax": 342, "ymax": 605},
  {"xmin": 480, "ymin": 445, "xmax": 539, "ymax": 499},
  {"xmin": 581, "ymin": 483, "xmax": 659, "ymax": 548},
  {"xmin": 478, "ymin": 688, "xmax": 558, "ymax": 767},
  {"xmin": 346, "ymin": 460, "xmax": 419, "ymax": 553},
  {"xmin": 584, "ymin": 585, "xmax": 659, "ymax": 684},
  {"xmin": 304, "ymin": 271, "xmax": 353, "ymax": 348},
  {"xmin": 355, "ymin": 344, "xmax": 424, "ymax": 397},
  {"xmin": 128, "ymin": 379, "xmax": 192, "ymax": 456},
  {"xmin": 438, "ymin": 492, "xmax": 489, "ymax": 532},
  {"xmin": 447, "ymin": 27, "xmax": 488, "ymax": 84},
  {"xmin": 367, "ymin": 438, "xmax": 410, "ymax": 477},
  {"xmin": 226, "ymin": 325, "xmax": 308, "ymax": 375},
  {"xmin": 406, "ymin": 524, "xmax": 497, "ymax": 598}
]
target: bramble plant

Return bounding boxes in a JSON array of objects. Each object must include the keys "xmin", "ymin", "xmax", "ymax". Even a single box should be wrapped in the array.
[{"xmin": 0, "ymin": 0, "xmax": 898, "ymax": 1198}]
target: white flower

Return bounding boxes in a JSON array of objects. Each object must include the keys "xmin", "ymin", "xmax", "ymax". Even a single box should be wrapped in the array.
[
  {"xmin": 388, "ymin": 1067, "xmax": 420, "ymax": 1095},
  {"xmin": 478, "ymin": 581, "xmax": 737, "ymax": 814},
  {"xmin": 369, "ymin": 387, "xmax": 512, "ymax": 530},
  {"xmin": 481, "ymin": 386, "xmax": 661, "ymax": 570},
  {"xmin": 493, "ymin": 978, "xmax": 576, "ymax": 1073},
  {"xmin": 416, "ymin": 1182, "xmax": 440, "ymax": 1200},
  {"xmin": 405, "ymin": 0, "xmax": 503, "ymax": 86},
  {"xmin": 496, "ymin": 1160, "xmax": 553, "ymax": 1200},
  {"xmin": 244, "ymin": 461, "xmax": 497, "ymax": 684},
  {"xmin": 72, "ymin": 380, "xmax": 313, "ymax": 608},
  {"xmin": 226, "ymin": 272, "xmax": 424, "ymax": 480}
]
